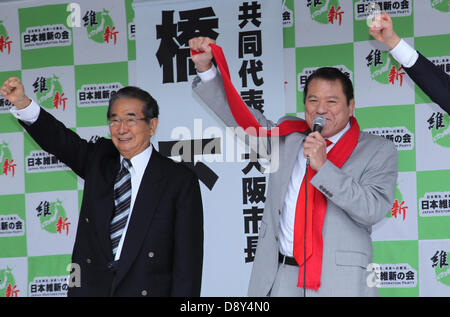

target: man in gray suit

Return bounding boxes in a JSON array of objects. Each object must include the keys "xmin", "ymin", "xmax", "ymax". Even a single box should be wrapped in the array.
[{"xmin": 189, "ymin": 37, "xmax": 398, "ymax": 296}]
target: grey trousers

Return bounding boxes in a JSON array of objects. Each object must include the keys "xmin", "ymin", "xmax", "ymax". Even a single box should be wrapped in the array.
[
  {"xmin": 269, "ymin": 263, "xmax": 308, "ymax": 297},
  {"xmin": 269, "ymin": 262, "xmax": 378, "ymax": 297}
]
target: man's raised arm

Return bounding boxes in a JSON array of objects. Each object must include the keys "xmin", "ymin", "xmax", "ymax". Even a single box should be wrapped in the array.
[{"xmin": 369, "ymin": 13, "xmax": 450, "ymax": 114}]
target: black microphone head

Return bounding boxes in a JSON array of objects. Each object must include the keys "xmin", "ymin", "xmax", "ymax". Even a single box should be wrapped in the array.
[{"xmin": 313, "ymin": 115, "xmax": 326, "ymax": 133}]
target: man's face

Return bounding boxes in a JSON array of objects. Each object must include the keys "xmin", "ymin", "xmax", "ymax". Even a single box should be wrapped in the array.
[
  {"xmin": 109, "ymin": 98, "xmax": 158, "ymax": 159},
  {"xmin": 304, "ymin": 78, "xmax": 355, "ymax": 138}
]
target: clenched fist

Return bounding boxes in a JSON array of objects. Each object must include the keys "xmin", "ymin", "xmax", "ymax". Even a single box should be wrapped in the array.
[
  {"xmin": 189, "ymin": 37, "xmax": 216, "ymax": 72},
  {"xmin": 0, "ymin": 77, "xmax": 31, "ymax": 109},
  {"xmin": 369, "ymin": 13, "xmax": 401, "ymax": 50},
  {"xmin": 303, "ymin": 131, "xmax": 328, "ymax": 172}
]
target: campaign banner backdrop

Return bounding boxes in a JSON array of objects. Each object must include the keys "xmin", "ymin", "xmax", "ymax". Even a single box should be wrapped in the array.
[
  {"xmin": 134, "ymin": 0, "xmax": 284, "ymax": 296},
  {"xmin": 0, "ymin": 0, "xmax": 448, "ymax": 297}
]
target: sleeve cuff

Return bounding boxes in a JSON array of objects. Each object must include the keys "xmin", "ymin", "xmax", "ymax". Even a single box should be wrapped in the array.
[
  {"xmin": 197, "ymin": 65, "xmax": 218, "ymax": 82},
  {"xmin": 390, "ymin": 39, "xmax": 419, "ymax": 68},
  {"xmin": 9, "ymin": 100, "xmax": 40, "ymax": 125}
]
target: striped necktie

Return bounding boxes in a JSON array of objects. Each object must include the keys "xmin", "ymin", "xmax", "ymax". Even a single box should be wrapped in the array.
[{"xmin": 110, "ymin": 158, "xmax": 132, "ymax": 257}]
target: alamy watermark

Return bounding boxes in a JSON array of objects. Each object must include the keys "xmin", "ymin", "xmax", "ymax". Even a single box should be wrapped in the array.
[
  {"xmin": 168, "ymin": 120, "xmax": 281, "ymax": 173},
  {"xmin": 66, "ymin": 3, "xmax": 81, "ymax": 28}
]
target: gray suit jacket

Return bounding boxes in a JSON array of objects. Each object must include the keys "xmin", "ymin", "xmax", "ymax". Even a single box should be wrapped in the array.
[{"xmin": 193, "ymin": 74, "xmax": 398, "ymax": 297}]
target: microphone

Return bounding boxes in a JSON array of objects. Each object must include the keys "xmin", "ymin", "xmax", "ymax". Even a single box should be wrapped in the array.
[
  {"xmin": 306, "ymin": 115, "xmax": 326, "ymax": 166},
  {"xmin": 313, "ymin": 114, "xmax": 326, "ymax": 133}
]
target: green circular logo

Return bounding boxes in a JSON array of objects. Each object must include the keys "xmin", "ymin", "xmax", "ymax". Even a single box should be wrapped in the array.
[
  {"xmin": 309, "ymin": 0, "xmax": 340, "ymax": 24},
  {"xmin": 86, "ymin": 9, "xmax": 114, "ymax": 43},
  {"xmin": 369, "ymin": 51, "xmax": 399, "ymax": 84},
  {"xmin": 39, "ymin": 200, "xmax": 67, "ymax": 234},
  {"xmin": 36, "ymin": 75, "xmax": 64, "ymax": 110}
]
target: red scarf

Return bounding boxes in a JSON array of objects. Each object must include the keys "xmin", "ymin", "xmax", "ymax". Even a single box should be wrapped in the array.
[{"xmin": 197, "ymin": 44, "xmax": 360, "ymax": 290}]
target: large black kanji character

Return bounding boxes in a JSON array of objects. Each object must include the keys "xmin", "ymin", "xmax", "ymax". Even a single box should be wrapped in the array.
[
  {"xmin": 243, "ymin": 206, "xmax": 263, "ymax": 234},
  {"xmin": 241, "ymin": 89, "xmax": 264, "ymax": 113},
  {"xmin": 242, "ymin": 177, "xmax": 266, "ymax": 204},
  {"xmin": 241, "ymin": 150, "xmax": 265, "ymax": 174},
  {"xmin": 238, "ymin": 60, "xmax": 264, "ymax": 88},
  {"xmin": 156, "ymin": 8, "xmax": 219, "ymax": 83},
  {"xmin": 238, "ymin": 30, "xmax": 262, "ymax": 58},
  {"xmin": 158, "ymin": 138, "xmax": 221, "ymax": 190},
  {"xmin": 238, "ymin": 1, "xmax": 261, "ymax": 28}
]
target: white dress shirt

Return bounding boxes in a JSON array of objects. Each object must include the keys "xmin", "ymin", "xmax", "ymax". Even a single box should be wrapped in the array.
[
  {"xmin": 10, "ymin": 101, "xmax": 153, "ymax": 260},
  {"xmin": 278, "ymin": 123, "xmax": 350, "ymax": 256},
  {"xmin": 390, "ymin": 39, "xmax": 419, "ymax": 68},
  {"xmin": 197, "ymin": 64, "xmax": 218, "ymax": 82}
]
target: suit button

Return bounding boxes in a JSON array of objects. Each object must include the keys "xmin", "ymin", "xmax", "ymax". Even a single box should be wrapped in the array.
[
  {"xmin": 148, "ymin": 252, "xmax": 155, "ymax": 258},
  {"xmin": 141, "ymin": 290, "xmax": 148, "ymax": 296},
  {"xmin": 85, "ymin": 217, "xmax": 89, "ymax": 223},
  {"xmin": 86, "ymin": 258, "xmax": 92, "ymax": 264}
]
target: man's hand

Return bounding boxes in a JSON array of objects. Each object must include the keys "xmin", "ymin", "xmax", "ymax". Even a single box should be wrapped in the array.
[
  {"xmin": 369, "ymin": 13, "xmax": 401, "ymax": 50},
  {"xmin": 0, "ymin": 77, "xmax": 31, "ymax": 109},
  {"xmin": 304, "ymin": 132, "xmax": 328, "ymax": 171},
  {"xmin": 188, "ymin": 37, "xmax": 216, "ymax": 72}
]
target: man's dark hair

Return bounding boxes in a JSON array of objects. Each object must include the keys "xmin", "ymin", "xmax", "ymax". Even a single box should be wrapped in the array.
[
  {"xmin": 107, "ymin": 86, "xmax": 159, "ymax": 122},
  {"xmin": 303, "ymin": 67, "xmax": 354, "ymax": 105}
]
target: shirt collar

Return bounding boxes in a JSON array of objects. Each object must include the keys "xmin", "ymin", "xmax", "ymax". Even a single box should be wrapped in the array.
[
  {"xmin": 326, "ymin": 121, "xmax": 351, "ymax": 145},
  {"xmin": 120, "ymin": 144, "xmax": 153, "ymax": 173}
]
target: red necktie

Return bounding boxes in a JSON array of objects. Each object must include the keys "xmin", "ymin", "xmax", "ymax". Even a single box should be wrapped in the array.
[{"xmin": 195, "ymin": 44, "xmax": 360, "ymax": 290}]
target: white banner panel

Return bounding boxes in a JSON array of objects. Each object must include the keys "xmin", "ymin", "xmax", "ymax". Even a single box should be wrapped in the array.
[{"xmin": 134, "ymin": 0, "xmax": 284, "ymax": 296}]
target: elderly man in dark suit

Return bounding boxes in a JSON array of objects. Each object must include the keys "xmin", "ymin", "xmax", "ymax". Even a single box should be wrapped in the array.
[
  {"xmin": 1, "ymin": 77, "xmax": 204, "ymax": 297},
  {"xmin": 370, "ymin": 13, "xmax": 450, "ymax": 114}
]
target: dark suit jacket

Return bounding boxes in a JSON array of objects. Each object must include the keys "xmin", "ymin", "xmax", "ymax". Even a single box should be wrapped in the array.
[
  {"xmin": 405, "ymin": 53, "xmax": 450, "ymax": 114},
  {"xmin": 20, "ymin": 108, "xmax": 204, "ymax": 297}
]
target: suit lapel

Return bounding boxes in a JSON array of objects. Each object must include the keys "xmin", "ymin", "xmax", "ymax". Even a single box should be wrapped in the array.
[{"xmin": 112, "ymin": 150, "xmax": 166, "ymax": 290}]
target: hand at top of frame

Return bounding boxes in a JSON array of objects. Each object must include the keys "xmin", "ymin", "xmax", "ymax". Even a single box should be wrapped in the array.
[
  {"xmin": 369, "ymin": 13, "xmax": 401, "ymax": 50},
  {"xmin": 189, "ymin": 36, "xmax": 216, "ymax": 73}
]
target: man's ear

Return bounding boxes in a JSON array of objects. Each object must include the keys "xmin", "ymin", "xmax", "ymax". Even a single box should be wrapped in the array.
[
  {"xmin": 349, "ymin": 98, "xmax": 355, "ymax": 117},
  {"xmin": 149, "ymin": 118, "xmax": 158, "ymax": 137}
]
